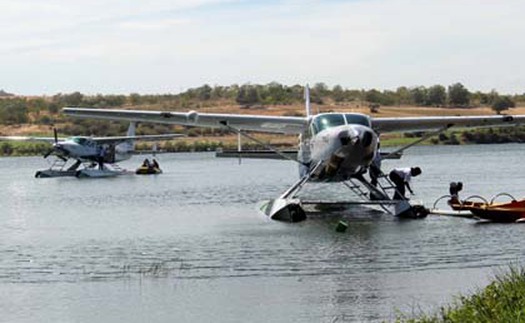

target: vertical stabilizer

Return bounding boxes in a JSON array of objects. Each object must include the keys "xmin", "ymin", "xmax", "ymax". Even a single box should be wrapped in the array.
[
  {"xmin": 304, "ymin": 84, "xmax": 312, "ymax": 118},
  {"xmin": 121, "ymin": 122, "xmax": 136, "ymax": 152},
  {"xmin": 127, "ymin": 122, "xmax": 136, "ymax": 137}
]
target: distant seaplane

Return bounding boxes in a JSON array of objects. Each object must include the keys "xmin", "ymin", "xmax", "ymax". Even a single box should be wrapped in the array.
[
  {"xmin": 62, "ymin": 86, "xmax": 525, "ymax": 219},
  {"xmin": 0, "ymin": 123, "xmax": 183, "ymax": 178}
]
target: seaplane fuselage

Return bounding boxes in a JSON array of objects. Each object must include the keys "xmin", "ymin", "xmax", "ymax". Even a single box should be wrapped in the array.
[
  {"xmin": 54, "ymin": 136, "xmax": 133, "ymax": 163},
  {"xmin": 301, "ymin": 112, "xmax": 378, "ymax": 182}
]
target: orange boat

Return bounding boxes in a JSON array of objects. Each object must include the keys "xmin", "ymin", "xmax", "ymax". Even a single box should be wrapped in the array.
[{"xmin": 449, "ymin": 197, "xmax": 525, "ymax": 223}]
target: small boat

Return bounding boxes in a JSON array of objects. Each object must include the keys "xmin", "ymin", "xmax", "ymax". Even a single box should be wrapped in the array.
[
  {"xmin": 449, "ymin": 199, "xmax": 485, "ymax": 211},
  {"xmin": 135, "ymin": 166, "xmax": 162, "ymax": 175},
  {"xmin": 449, "ymin": 197, "xmax": 525, "ymax": 223},
  {"xmin": 468, "ymin": 200, "xmax": 525, "ymax": 223}
]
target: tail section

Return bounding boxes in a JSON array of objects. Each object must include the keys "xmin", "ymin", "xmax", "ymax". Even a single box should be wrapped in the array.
[
  {"xmin": 127, "ymin": 122, "xmax": 136, "ymax": 137},
  {"xmin": 117, "ymin": 122, "xmax": 136, "ymax": 154},
  {"xmin": 304, "ymin": 84, "xmax": 312, "ymax": 118}
]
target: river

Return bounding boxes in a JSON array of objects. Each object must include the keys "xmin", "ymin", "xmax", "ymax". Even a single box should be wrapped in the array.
[{"xmin": 1, "ymin": 144, "xmax": 524, "ymax": 322}]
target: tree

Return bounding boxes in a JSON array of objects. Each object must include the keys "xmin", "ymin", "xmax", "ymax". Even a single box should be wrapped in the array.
[
  {"xmin": 313, "ymin": 82, "xmax": 328, "ymax": 96},
  {"xmin": 426, "ymin": 85, "xmax": 446, "ymax": 106},
  {"xmin": 236, "ymin": 84, "xmax": 261, "ymax": 106},
  {"xmin": 0, "ymin": 100, "xmax": 28, "ymax": 124},
  {"xmin": 395, "ymin": 86, "xmax": 412, "ymax": 105},
  {"xmin": 448, "ymin": 82, "xmax": 470, "ymax": 107},
  {"xmin": 365, "ymin": 89, "xmax": 382, "ymax": 104},
  {"xmin": 491, "ymin": 95, "xmax": 515, "ymax": 114},
  {"xmin": 196, "ymin": 84, "xmax": 212, "ymax": 101},
  {"xmin": 410, "ymin": 86, "xmax": 428, "ymax": 106},
  {"xmin": 264, "ymin": 82, "xmax": 288, "ymax": 104},
  {"xmin": 129, "ymin": 93, "xmax": 141, "ymax": 105},
  {"xmin": 58, "ymin": 92, "xmax": 84, "ymax": 106},
  {"xmin": 332, "ymin": 85, "xmax": 345, "ymax": 102}
]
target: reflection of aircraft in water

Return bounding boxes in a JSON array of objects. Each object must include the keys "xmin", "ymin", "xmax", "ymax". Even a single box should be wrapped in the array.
[
  {"xmin": 0, "ymin": 123, "xmax": 183, "ymax": 178},
  {"xmin": 63, "ymin": 86, "xmax": 525, "ymax": 220}
]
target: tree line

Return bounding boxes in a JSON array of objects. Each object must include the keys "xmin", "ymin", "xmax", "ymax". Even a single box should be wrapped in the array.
[{"xmin": 0, "ymin": 82, "xmax": 523, "ymax": 130}]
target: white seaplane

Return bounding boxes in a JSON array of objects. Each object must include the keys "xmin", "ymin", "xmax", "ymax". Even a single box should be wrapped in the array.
[
  {"xmin": 0, "ymin": 123, "xmax": 183, "ymax": 178},
  {"xmin": 62, "ymin": 87, "xmax": 525, "ymax": 220}
]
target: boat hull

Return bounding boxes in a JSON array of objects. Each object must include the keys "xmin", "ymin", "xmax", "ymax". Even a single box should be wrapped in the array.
[
  {"xmin": 135, "ymin": 166, "xmax": 162, "ymax": 175},
  {"xmin": 469, "ymin": 206, "xmax": 525, "ymax": 223},
  {"xmin": 451, "ymin": 199, "xmax": 525, "ymax": 223}
]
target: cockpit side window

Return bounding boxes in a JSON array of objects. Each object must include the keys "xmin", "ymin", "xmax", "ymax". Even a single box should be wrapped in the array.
[
  {"xmin": 345, "ymin": 114, "xmax": 371, "ymax": 127},
  {"xmin": 72, "ymin": 137, "xmax": 86, "ymax": 145},
  {"xmin": 313, "ymin": 114, "xmax": 346, "ymax": 132}
]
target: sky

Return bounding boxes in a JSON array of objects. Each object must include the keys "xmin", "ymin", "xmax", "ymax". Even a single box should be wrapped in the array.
[{"xmin": 1, "ymin": 0, "xmax": 525, "ymax": 95}]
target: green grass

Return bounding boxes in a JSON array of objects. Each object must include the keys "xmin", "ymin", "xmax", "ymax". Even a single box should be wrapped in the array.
[
  {"xmin": 0, "ymin": 141, "xmax": 51, "ymax": 156},
  {"xmin": 397, "ymin": 266, "xmax": 525, "ymax": 322}
]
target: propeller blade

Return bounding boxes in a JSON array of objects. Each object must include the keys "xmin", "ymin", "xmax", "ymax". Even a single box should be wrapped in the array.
[{"xmin": 43, "ymin": 149, "xmax": 54, "ymax": 159}]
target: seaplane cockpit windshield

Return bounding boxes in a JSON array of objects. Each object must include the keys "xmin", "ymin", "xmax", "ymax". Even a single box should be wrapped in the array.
[
  {"xmin": 71, "ymin": 137, "xmax": 95, "ymax": 146},
  {"xmin": 344, "ymin": 113, "xmax": 371, "ymax": 128},
  {"xmin": 312, "ymin": 114, "xmax": 345, "ymax": 134},
  {"xmin": 311, "ymin": 113, "xmax": 372, "ymax": 135}
]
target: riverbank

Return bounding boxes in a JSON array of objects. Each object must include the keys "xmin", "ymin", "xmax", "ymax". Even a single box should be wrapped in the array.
[
  {"xmin": 398, "ymin": 266, "xmax": 525, "ymax": 322},
  {"xmin": 2, "ymin": 127, "xmax": 525, "ymax": 157},
  {"xmin": 2, "ymin": 105, "xmax": 525, "ymax": 156}
]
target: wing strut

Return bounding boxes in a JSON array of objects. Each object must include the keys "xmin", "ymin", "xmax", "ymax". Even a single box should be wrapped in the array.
[
  {"xmin": 261, "ymin": 161, "xmax": 324, "ymax": 222},
  {"xmin": 381, "ymin": 124, "xmax": 452, "ymax": 159},
  {"xmin": 219, "ymin": 121, "xmax": 307, "ymax": 166}
]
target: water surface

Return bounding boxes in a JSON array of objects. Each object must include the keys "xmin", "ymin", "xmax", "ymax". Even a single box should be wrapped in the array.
[{"xmin": 1, "ymin": 144, "xmax": 524, "ymax": 322}]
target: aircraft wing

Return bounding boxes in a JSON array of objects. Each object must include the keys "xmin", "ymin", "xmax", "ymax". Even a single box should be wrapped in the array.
[
  {"xmin": 0, "ymin": 136, "xmax": 65, "ymax": 143},
  {"xmin": 92, "ymin": 134, "xmax": 185, "ymax": 144},
  {"xmin": 63, "ymin": 107, "xmax": 308, "ymax": 134},
  {"xmin": 371, "ymin": 115, "xmax": 525, "ymax": 133}
]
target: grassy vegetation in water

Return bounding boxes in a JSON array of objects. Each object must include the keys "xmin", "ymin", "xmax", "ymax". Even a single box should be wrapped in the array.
[{"xmin": 397, "ymin": 266, "xmax": 525, "ymax": 322}]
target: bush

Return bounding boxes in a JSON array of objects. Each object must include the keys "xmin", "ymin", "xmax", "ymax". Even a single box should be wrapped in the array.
[{"xmin": 398, "ymin": 266, "xmax": 525, "ymax": 322}]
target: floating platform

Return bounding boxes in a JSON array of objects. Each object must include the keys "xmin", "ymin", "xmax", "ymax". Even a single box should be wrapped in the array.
[{"xmin": 429, "ymin": 209, "xmax": 474, "ymax": 218}]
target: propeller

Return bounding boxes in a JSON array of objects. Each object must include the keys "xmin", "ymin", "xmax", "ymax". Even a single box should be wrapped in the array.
[
  {"xmin": 43, "ymin": 148, "xmax": 53, "ymax": 159},
  {"xmin": 43, "ymin": 127, "xmax": 67, "ymax": 161}
]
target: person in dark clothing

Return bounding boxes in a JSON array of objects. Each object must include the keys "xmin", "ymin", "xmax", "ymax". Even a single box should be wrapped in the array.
[
  {"xmin": 369, "ymin": 143, "xmax": 382, "ymax": 187},
  {"xmin": 448, "ymin": 181, "xmax": 463, "ymax": 204},
  {"xmin": 389, "ymin": 167, "xmax": 422, "ymax": 200},
  {"xmin": 97, "ymin": 145, "xmax": 107, "ymax": 170},
  {"xmin": 152, "ymin": 158, "xmax": 160, "ymax": 169}
]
